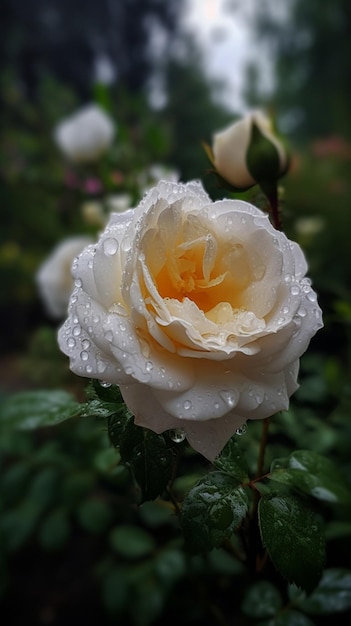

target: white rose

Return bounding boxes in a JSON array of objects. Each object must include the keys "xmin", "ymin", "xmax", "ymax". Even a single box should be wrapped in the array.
[
  {"xmin": 54, "ymin": 104, "xmax": 116, "ymax": 163},
  {"xmin": 58, "ymin": 181, "xmax": 322, "ymax": 460},
  {"xmin": 37, "ymin": 236, "xmax": 93, "ymax": 319},
  {"xmin": 212, "ymin": 111, "xmax": 288, "ymax": 188}
]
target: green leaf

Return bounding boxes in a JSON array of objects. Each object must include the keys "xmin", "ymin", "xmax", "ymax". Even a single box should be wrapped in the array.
[
  {"xmin": 0, "ymin": 390, "xmax": 81, "ymax": 430},
  {"xmin": 213, "ymin": 436, "xmax": 249, "ymax": 481},
  {"xmin": 292, "ymin": 569, "xmax": 351, "ymax": 614},
  {"xmin": 76, "ymin": 498, "xmax": 111, "ymax": 534},
  {"xmin": 108, "ymin": 410, "xmax": 142, "ymax": 454},
  {"xmin": 109, "ymin": 525, "xmax": 155, "ymax": 559},
  {"xmin": 258, "ymin": 494, "xmax": 325, "ymax": 592},
  {"xmin": 241, "ymin": 581, "xmax": 283, "ymax": 618},
  {"xmin": 181, "ymin": 472, "xmax": 249, "ymax": 553},
  {"xmin": 130, "ymin": 431, "xmax": 176, "ymax": 501},
  {"xmin": 268, "ymin": 450, "xmax": 351, "ymax": 504}
]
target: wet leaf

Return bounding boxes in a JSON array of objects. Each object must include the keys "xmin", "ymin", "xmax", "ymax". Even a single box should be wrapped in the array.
[
  {"xmin": 258, "ymin": 494, "xmax": 325, "ymax": 592},
  {"xmin": 213, "ymin": 436, "xmax": 249, "ymax": 481},
  {"xmin": 268, "ymin": 450, "xmax": 351, "ymax": 504},
  {"xmin": 241, "ymin": 581, "xmax": 283, "ymax": 618},
  {"xmin": 291, "ymin": 569, "xmax": 351, "ymax": 614},
  {"xmin": 0, "ymin": 390, "xmax": 81, "ymax": 430},
  {"xmin": 181, "ymin": 471, "xmax": 249, "ymax": 552}
]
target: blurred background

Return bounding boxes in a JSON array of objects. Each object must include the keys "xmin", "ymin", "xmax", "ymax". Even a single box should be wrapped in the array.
[{"xmin": 1, "ymin": 0, "xmax": 351, "ymax": 624}]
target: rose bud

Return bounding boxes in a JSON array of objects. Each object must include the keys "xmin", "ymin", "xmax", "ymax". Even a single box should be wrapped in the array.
[{"xmin": 211, "ymin": 111, "xmax": 289, "ymax": 190}]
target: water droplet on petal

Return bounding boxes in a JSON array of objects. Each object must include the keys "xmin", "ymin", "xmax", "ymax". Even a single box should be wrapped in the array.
[
  {"xmin": 183, "ymin": 400, "xmax": 192, "ymax": 411},
  {"xmin": 97, "ymin": 361, "xmax": 107, "ymax": 373},
  {"xmin": 121, "ymin": 236, "xmax": 132, "ymax": 252},
  {"xmin": 73, "ymin": 325, "xmax": 81, "ymax": 337},
  {"xmin": 85, "ymin": 364, "xmax": 93, "ymax": 374},
  {"xmin": 290, "ymin": 285, "xmax": 300, "ymax": 296},
  {"xmin": 100, "ymin": 380, "xmax": 111, "ymax": 388},
  {"xmin": 219, "ymin": 389, "xmax": 238, "ymax": 408},
  {"xmin": 67, "ymin": 337, "xmax": 76, "ymax": 348},
  {"xmin": 82, "ymin": 339, "xmax": 90, "ymax": 350},
  {"xmin": 169, "ymin": 427, "xmax": 186, "ymax": 443},
  {"xmin": 235, "ymin": 423, "xmax": 247, "ymax": 436},
  {"xmin": 105, "ymin": 330, "xmax": 114, "ymax": 342},
  {"xmin": 145, "ymin": 360, "xmax": 154, "ymax": 372},
  {"xmin": 75, "ymin": 278, "xmax": 82, "ymax": 288},
  {"xmin": 307, "ymin": 291, "xmax": 317, "ymax": 302},
  {"xmin": 103, "ymin": 237, "xmax": 119, "ymax": 256},
  {"xmin": 80, "ymin": 350, "xmax": 89, "ymax": 361}
]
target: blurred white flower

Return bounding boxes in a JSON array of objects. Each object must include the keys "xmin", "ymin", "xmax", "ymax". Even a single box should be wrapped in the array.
[
  {"xmin": 81, "ymin": 201, "xmax": 106, "ymax": 227},
  {"xmin": 106, "ymin": 193, "xmax": 132, "ymax": 213},
  {"xmin": 59, "ymin": 180, "xmax": 323, "ymax": 461},
  {"xmin": 54, "ymin": 104, "xmax": 116, "ymax": 163},
  {"xmin": 37, "ymin": 236, "xmax": 93, "ymax": 319},
  {"xmin": 295, "ymin": 217, "xmax": 325, "ymax": 238},
  {"xmin": 138, "ymin": 164, "xmax": 179, "ymax": 194}
]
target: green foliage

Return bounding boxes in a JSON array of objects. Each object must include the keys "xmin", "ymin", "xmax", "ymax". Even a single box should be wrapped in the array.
[
  {"xmin": 0, "ymin": 390, "xmax": 82, "ymax": 430},
  {"xmin": 268, "ymin": 450, "xmax": 351, "ymax": 505},
  {"xmin": 258, "ymin": 495, "xmax": 325, "ymax": 592},
  {"xmin": 289, "ymin": 569, "xmax": 351, "ymax": 614},
  {"xmin": 181, "ymin": 472, "xmax": 249, "ymax": 552}
]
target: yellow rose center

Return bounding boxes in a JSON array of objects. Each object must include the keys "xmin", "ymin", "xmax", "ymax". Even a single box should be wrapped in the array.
[{"xmin": 155, "ymin": 230, "xmax": 251, "ymax": 315}]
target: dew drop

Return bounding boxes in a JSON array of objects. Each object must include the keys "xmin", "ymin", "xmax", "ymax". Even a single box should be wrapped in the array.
[
  {"xmin": 121, "ymin": 236, "xmax": 132, "ymax": 252},
  {"xmin": 103, "ymin": 237, "xmax": 119, "ymax": 256},
  {"xmin": 169, "ymin": 427, "xmax": 186, "ymax": 443},
  {"xmin": 298, "ymin": 306, "xmax": 307, "ymax": 317},
  {"xmin": 307, "ymin": 291, "xmax": 317, "ymax": 302},
  {"xmin": 145, "ymin": 360, "xmax": 154, "ymax": 372},
  {"xmin": 183, "ymin": 400, "xmax": 192, "ymax": 411},
  {"xmin": 72, "ymin": 325, "xmax": 81, "ymax": 337},
  {"xmin": 75, "ymin": 278, "xmax": 82, "ymax": 288},
  {"xmin": 88, "ymin": 259, "xmax": 93, "ymax": 269},
  {"xmin": 82, "ymin": 339, "xmax": 90, "ymax": 350},
  {"xmin": 105, "ymin": 330, "xmax": 113, "ymax": 342},
  {"xmin": 97, "ymin": 361, "xmax": 107, "ymax": 373},
  {"xmin": 85, "ymin": 364, "xmax": 93, "ymax": 374},
  {"xmin": 290, "ymin": 285, "xmax": 300, "ymax": 296},
  {"xmin": 219, "ymin": 389, "xmax": 238, "ymax": 408},
  {"xmin": 67, "ymin": 337, "xmax": 76, "ymax": 348},
  {"xmin": 253, "ymin": 264, "xmax": 266, "ymax": 281},
  {"xmin": 80, "ymin": 350, "xmax": 89, "ymax": 361},
  {"xmin": 99, "ymin": 380, "xmax": 112, "ymax": 389},
  {"xmin": 235, "ymin": 423, "xmax": 247, "ymax": 436},
  {"xmin": 214, "ymin": 402, "xmax": 220, "ymax": 410}
]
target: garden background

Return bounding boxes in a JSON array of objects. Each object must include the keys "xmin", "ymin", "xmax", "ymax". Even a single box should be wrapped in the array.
[{"xmin": 1, "ymin": 1, "xmax": 351, "ymax": 625}]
